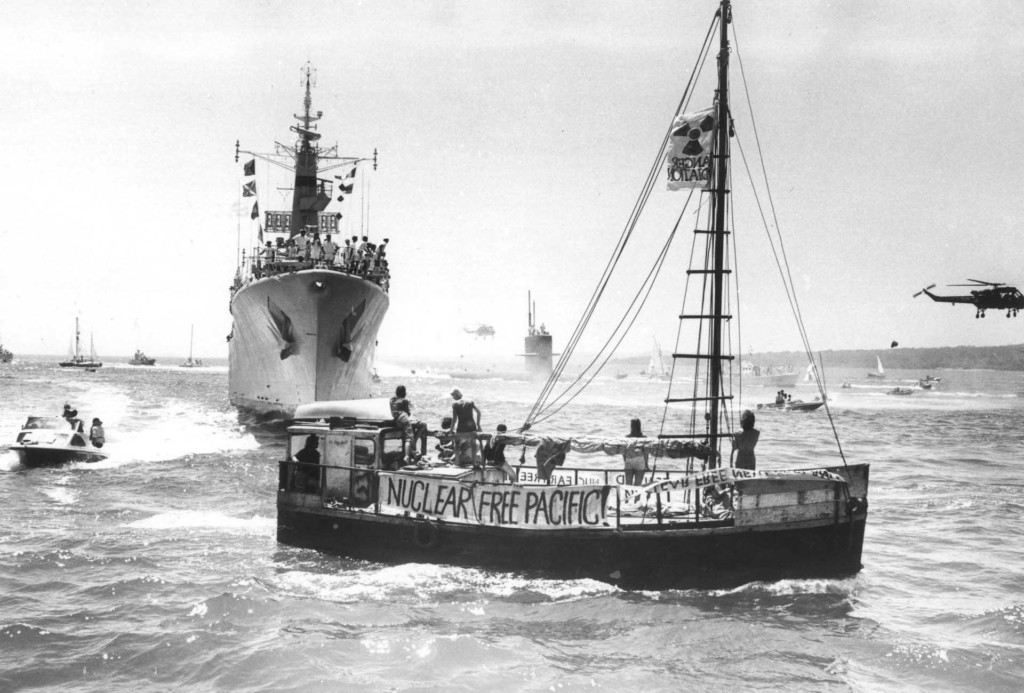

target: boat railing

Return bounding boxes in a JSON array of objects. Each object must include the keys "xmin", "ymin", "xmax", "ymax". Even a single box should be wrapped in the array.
[
  {"xmin": 278, "ymin": 459, "xmax": 735, "ymax": 529},
  {"xmin": 236, "ymin": 248, "xmax": 390, "ymax": 291}
]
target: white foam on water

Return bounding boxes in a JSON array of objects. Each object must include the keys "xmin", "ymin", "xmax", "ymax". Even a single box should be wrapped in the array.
[{"xmin": 128, "ymin": 510, "xmax": 274, "ymax": 535}]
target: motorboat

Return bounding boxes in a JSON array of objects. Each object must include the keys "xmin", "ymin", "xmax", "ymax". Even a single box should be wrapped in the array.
[
  {"xmin": 887, "ymin": 387, "xmax": 914, "ymax": 396},
  {"xmin": 756, "ymin": 399, "xmax": 825, "ymax": 413},
  {"xmin": 7, "ymin": 416, "xmax": 108, "ymax": 467}
]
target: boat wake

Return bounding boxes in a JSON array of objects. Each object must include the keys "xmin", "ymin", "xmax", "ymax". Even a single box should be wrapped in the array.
[
  {"xmin": 272, "ymin": 562, "xmax": 619, "ymax": 605},
  {"xmin": 127, "ymin": 510, "xmax": 274, "ymax": 535}
]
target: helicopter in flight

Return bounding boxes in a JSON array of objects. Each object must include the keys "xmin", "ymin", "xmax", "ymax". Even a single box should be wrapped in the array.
[
  {"xmin": 913, "ymin": 279, "xmax": 1023, "ymax": 318},
  {"xmin": 463, "ymin": 324, "xmax": 496, "ymax": 339}
]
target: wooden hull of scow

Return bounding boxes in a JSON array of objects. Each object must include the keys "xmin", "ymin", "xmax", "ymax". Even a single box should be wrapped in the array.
[{"xmin": 277, "ymin": 464, "xmax": 869, "ymax": 591}]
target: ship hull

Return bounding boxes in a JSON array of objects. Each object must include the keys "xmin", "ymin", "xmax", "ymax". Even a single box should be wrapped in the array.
[{"xmin": 229, "ymin": 269, "xmax": 389, "ymax": 418}]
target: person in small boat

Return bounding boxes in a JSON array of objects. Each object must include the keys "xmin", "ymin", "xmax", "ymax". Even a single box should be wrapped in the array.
[
  {"xmin": 450, "ymin": 388, "xmax": 482, "ymax": 467},
  {"xmin": 732, "ymin": 410, "xmax": 760, "ymax": 471},
  {"xmin": 484, "ymin": 424, "xmax": 518, "ymax": 482},
  {"xmin": 775, "ymin": 391, "xmax": 785, "ymax": 405},
  {"xmin": 622, "ymin": 418, "xmax": 649, "ymax": 486},
  {"xmin": 292, "ymin": 435, "xmax": 321, "ymax": 493},
  {"xmin": 89, "ymin": 418, "xmax": 105, "ymax": 448},
  {"xmin": 66, "ymin": 409, "xmax": 84, "ymax": 433}
]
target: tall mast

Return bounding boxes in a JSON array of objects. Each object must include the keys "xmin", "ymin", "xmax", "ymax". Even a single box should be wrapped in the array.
[
  {"xmin": 289, "ymin": 63, "xmax": 328, "ymax": 236},
  {"xmin": 75, "ymin": 317, "xmax": 81, "ymax": 359},
  {"xmin": 708, "ymin": 0, "xmax": 731, "ymax": 464}
]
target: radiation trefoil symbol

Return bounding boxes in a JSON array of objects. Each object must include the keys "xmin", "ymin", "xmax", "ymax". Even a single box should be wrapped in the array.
[{"xmin": 672, "ymin": 113, "xmax": 716, "ymax": 156}]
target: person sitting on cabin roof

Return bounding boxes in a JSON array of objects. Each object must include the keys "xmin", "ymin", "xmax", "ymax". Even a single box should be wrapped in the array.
[
  {"xmin": 433, "ymin": 416, "xmax": 455, "ymax": 461},
  {"xmin": 390, "ymin": 385, "xmax": 425, "ymax": 463},
  {"xmin": 292, "ymin": 435, "xmax": 321, "ymax": 493}
]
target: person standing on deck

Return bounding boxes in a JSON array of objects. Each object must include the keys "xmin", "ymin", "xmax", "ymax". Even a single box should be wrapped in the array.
[
  {"xmin": 294, "ymin": 230, "xmax": 309, "ymax": 261},
  {"xmin": 732, "ymin": 410, "xmax": 760, "ymax": 470},
  {"xmin": 450, "ymin": 388, "xmax": 481, "ymax": 467},
  {"xmin": 323, "ymin": 235, "xmax": 337, "ymax": 265},
  {"xmin": 390, "ymin": 385, "xmax": 424, "ymax": 463},
  {"xmin": 622, "ymin": 418, "xmax": 649, "ymax": 486}
]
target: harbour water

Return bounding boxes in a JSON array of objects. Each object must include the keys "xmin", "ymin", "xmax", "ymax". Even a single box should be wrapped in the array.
[{"xmin": 1, "ymin": 359, "xmax": 1022, "ymax": 691}]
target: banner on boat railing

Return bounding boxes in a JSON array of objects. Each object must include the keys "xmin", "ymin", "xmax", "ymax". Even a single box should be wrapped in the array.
[
  {"xmin": 665, "ymin": 107, "xmax": 715, "ymax": 190},
  {"xmin": 640, "ymin": 467, "xmax": 848, "ymax": 496},
  {"xmin": 379, "ymin": 473, "xmax": 611, "ymax": 529}
]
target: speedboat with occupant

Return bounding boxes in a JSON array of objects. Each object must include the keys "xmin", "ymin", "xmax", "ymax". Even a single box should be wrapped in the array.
[{"xmin": 7, "ymin": 416, "xmax": 108, "ymax": 467}]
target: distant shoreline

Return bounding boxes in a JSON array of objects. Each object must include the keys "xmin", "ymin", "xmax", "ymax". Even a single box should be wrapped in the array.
[{"xmin": 617, "ymin": 344, "xmax": 1024, "ymax": 372}]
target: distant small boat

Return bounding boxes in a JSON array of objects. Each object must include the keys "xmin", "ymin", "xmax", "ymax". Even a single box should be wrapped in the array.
[
  {"xmin": 841, "ymin": 380, "xmax": 852, "ymax": 389},
  {"xmin": 59, "ymin": 318, "xmax": 102, "ymax": 369},
  {"xmin": 918, "ymin": 379, "xmax": 933, "ymax": 390},
  {"xmin": 180, "ymin": 326, "xmax": 203, "ymax": 368},
  {"xmin": 615, "ymin": 371, "xmax": 628, "ymax": 380},
  {"xmin": 866, "ymin": 356, "xmax": 885, "ymax": 379},
  {"xmin": 128, "ymin": 350, "xmax": 156, "ymax": 366},
  {"xmin": 756, "ymin": 399, "xmax": 825, "ymax": 412},
  {"xmin": 7, "ymin": 416, "xmax": 108, "ymax": 467},
  {"xmin": 0, "ymin": 341, "xmax": 12, "ymax": 363},
  {"xmin": 887, "ymin": 387, "xmax": 913, "ymax": 396}
]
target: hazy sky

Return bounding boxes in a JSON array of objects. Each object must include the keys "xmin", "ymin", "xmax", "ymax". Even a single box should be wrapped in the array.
[{"xmin": 2, "ymin": 1, "xmax": 1022, "ymax": 362}]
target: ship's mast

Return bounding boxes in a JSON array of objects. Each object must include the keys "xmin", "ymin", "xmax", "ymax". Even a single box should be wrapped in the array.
[
  {"xmin": 708, "ymin": 0, "xmax": 731, "ymax": 463},
  {"xmin": 290, "ymin": 63, "xmax": 324, "ymax": 236},
  {"xmin": 75, "ymin": 317, "xmax": 81, "ymax": 359}
]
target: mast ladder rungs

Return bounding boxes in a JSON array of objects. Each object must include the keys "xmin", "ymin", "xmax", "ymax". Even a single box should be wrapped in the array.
[
  {"xmin": 664, "ymin": 396, "xmax": 734, "ymax": 404},
  {"xmin": 671, "ymin": 353, "xmax": 736, "ymax": 361},
  {"xmin": 686, "ymin": 269, "xmax": 732, "ymax": 275},
  {"xmin": 658, "ymin": 433, "xmax": 732, "ymax": 440},
  {"xmin": 679, "ymin": 314, "xmax": 732, "ymax": 320}
]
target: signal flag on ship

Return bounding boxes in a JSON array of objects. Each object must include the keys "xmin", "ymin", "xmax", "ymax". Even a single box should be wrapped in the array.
[
  {"xmin": 243, "ymin": 159, "xmax": 255, "ymax": 176},
  {"xmin": 242, "ymin": 181, "xmax": 256, "ymax": 197},
  {"xmin": 251, "ymin": 201, "xmax": 259, "ymax": 220}
]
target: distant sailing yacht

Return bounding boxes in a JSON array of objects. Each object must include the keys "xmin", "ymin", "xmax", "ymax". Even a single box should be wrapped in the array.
[
  {"xmin": 59, "ymin": 318, "xmax": 102, "ymax": 369},
  {"xmin": 867, "ymin": 355, "xmax": 886, "ymax": 379},
  {"xmin": 640, "ymin": 338, "xmax": 670, "ymax": 380},
  {"xmin": 180, "ymin": 326, "xmax": 202, "ymax": 368}
]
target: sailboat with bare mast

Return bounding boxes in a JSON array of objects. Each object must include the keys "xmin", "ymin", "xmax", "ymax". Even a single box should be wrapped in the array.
[
  {"xmin": 59, "ymin": 318, "xmax": 102, "ymax": 369},
  {"xmin": 180, "ymin": 325, "xmax": 202, "ymax": 368},
  {"xmin": 274, "ymin": 1, "xmax": 868, "ymax": 589}
]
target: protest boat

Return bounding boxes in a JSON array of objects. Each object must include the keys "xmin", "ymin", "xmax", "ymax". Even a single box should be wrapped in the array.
[
  {"xmin": 229, "ymin": 63, "xmax": 388, "ymax": 418},
  {"xmin": 275, "ymin": 1, "xmax": 868, "ymax": 589}
]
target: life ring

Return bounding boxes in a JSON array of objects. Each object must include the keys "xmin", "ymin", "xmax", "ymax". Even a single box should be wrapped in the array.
[
  {"xmin": 412, "ymin": 521, "xmax": 440, "ymax": 550},
  {"xmin": 846, "ymin": 497, "xmax": 868, "ymax": 516}
]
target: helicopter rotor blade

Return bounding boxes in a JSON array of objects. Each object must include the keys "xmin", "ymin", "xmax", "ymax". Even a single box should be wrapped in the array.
[
  {"xmin": 912, "ymin": 284, "xmax": 936, "ymax": 298},
  {"xmin": 967, "ymin": 278, "xmax": 1003, "ymax": 286}
]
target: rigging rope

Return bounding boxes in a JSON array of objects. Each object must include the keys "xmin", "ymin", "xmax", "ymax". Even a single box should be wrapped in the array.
[
  {"xmin": 522, "ymin": 12, "xmax": 721, "ymax": 430},
  {"xmin": 732, "ymin": 22, "xmax": 849, "ymax": 467}
]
